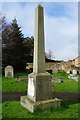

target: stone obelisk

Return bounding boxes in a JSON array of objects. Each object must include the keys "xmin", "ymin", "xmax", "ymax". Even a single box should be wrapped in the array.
[
  {"xmin": 33, "ymin": 4, "xmax": 45, "ymax": 73},
  {"xmin": 20, "ymin": 5, "xmax": 61, "ymax": 112}
]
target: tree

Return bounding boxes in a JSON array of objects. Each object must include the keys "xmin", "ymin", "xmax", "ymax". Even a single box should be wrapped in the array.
[
  {"xmin": 46, "ymin": 49, "xmax": 54, "ymax": 60},
  {"xmin": 23, "ymin": 36, "xmax": 34, "ymax": 56},
  {"xmin": 9, "ymin": 19, "xmax": 26, "ymax": 72},
  {"xmin": 2, "ymin": 17, "xmax": 34, "ymax": 73},
  {"xmin": 2, "ymin": 15, "xmax": 12, "ymax": 71},
  {"xmin": 0, "ymin": 12, "xmax": 2, "ymax": 75},
  {"xmin": 23, "ymin": 36, "xmax": 34, "ymax": 63},
  {"xmin": 2, "ymin": 18, "xmax": 26, "ymax": 72}
]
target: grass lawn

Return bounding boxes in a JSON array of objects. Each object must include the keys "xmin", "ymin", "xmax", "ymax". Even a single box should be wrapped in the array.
[
  {"xmin": 0, "ymin": 77, "xmax": 2, "ymax": 92},
  {"xmin": 15, "ymin": 72, "xmax": 28, "ymax": 78},
  {"xmin": 51, "ymin": 71, "xmax": 68, "ymax": 79},
  {"xmin": 0, "ymin": 102, "xmax": 2, "ymax": 120},
  {"xmin": 2, "ymin": 100, "xmax": 79, "ymax": 118},
  {"xmin": 1, "ymin": 71, "xmax": 79, "ymax": 119},
  {"xmin": 52, "ymin": 71, "xmax": 79, "ymax": 92},
  {"xmin": 52, "ymin": 79, "xmax": 78, "ymax": 92},
  {"xmin": 2, "ymin": 71, "xmax": 79, "ymax": 92},
  {"xmin": 2, "ymin": 77, "xmax": 28, "ymax": 92},
  {"xmin": 2, "ymin": 77, "xmax": 78, "ymax": 92}
]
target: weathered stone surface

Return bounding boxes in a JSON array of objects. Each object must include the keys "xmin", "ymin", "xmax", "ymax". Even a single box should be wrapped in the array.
[
  {"xmin": 21, "ymin": 96, "xmax": 61, "ymax": 113},
  {"xmin": 27, "ymin": 72, "xmax": 52, "ymax": 102},
  {"xmin": 33, "ymin": 5, "xmax": 45, "ymax": 73},
  {"xmin": 5, "ymin": 65, "xmax": 14, "ymax": 78},
  {"xmin": 20, "ymin": 4, "xmax": 61, "ymax": 112},
  {"xmin": 72, "ymin": 69, "xmax": 77, "ymax": 75}
]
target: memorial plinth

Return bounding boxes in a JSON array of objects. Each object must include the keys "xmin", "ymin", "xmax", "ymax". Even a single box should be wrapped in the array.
[{"xmin": 20, "ymin": 4, "xmax": 61, "ymax": 112}]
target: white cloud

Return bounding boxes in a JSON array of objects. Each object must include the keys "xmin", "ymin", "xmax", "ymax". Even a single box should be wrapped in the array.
[
  {"xmin": 2, "ymin": 2, "xmax": 78, "ymax": 60},
  {"xmin": 2, "ymin": 3, "xmax": 36, "ymax": 36},
  {"xmin": 44, "ymin": 3, "xmax": 78, "ymax": 60},
  {"xmin": 45, "ymin": 15, "xmax": 78, "ymax": 60}
]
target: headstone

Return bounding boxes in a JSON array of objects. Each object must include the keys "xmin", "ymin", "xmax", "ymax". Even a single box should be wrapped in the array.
[
  {"xmin": 5, "ymin": 65, "xmax": 14, "ymax": 78},
  {"xmin": 68, "ymin": 73, "xmax": 78, "ymax": 81},
  {"xmin": 72, "ymin": 69, "xmax": 77, "ymax": 76},
  {"xmin": 20, "ymin": 4, "xmax": 61, "ymax": 112},
  {"xmin": 66, "ymin": 71, "xmax": 70, "ymax": 74}
]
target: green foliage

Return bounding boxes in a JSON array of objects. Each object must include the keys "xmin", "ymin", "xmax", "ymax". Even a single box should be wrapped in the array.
[
  {"xmin": 0, "ymin": 77, "xmax": 2, "ymax": 92},
  {"xmin": 2, "ymin": 101, "xmax": 79, "ymax": 118},
  {"xmin": 0, "ymin": 102, "xmax": 2, "ymax": 120},
  {"xmin": 23, "ymin": 36, "xmax": 34, "ymax": 56},
  {"xmin": 51, "ymin": 71, "xmax": 78, "ymax": 92},
  {"xmin": 2, "ymin": 18, "xmax": 25, "ymax": 72},
  {"xmin": 2, "ymin": 77, "xmax": 27, "ymax": 92},
  {"xmin": 51, "ymin": 70, "xmax": 68, "ymax": 79},
  {"xmin": 52, "ymin": 79, "xmax": 78, "ymax": 92},
  {"xmin": 2, "ymin": 17, "xmax": 34, "ymax": 73},
  {"xmin": 15, "ymin": 72, "xmax": 28, "ymax": 78},
  {"xmin": 2, "ymin": 75, "xmax": 79, "ymax": 92}
]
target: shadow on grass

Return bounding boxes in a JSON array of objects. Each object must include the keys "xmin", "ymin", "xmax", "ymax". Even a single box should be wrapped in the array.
[
  {"xmin": 31, "ymin": 100, "xmax": 79, "ymax": 114},
  {"xmin": 61, "ymin": 100, "xmax": 79, "ymax": 109},
  {"xmin": 2, "ymin": 100, "xmax": 79, "ymax": 119}
]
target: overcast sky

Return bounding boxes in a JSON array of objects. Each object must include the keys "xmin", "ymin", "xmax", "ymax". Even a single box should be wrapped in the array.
[{"xmin": 2, "ymin": 2, "xmax": 78, "ymax": 61}]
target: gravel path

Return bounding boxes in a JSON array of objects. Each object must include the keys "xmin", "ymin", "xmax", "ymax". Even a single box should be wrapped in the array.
[{"xmin": 0, "ymin": 92, "xmax": 80, "ymax": 101}]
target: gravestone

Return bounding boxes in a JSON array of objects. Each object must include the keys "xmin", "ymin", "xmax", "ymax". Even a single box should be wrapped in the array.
[
  {"xmin": 5, "ymin": 65, "xmax": 14, "ymax": 78},
  {"xmin": 20, "ymin": 4, "xmax": 61, "ymax": 112},
  {"xmin": 72, "ymin": 69, "xmax": 77, "ymax": 76},
  {"xmin": 66, "ymin": 71, "xmax": 70, "ymax": 74}
]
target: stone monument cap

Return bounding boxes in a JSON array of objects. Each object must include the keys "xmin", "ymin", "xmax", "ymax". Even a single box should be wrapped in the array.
[{"xmin": 38, "ymin": 4, "xmax": 43, "ymax": 8}]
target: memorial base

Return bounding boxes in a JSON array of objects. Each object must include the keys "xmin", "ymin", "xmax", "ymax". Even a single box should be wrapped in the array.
[{"xmin": 20, "ymin": 96, "xmax": 61, "ymax": 113}]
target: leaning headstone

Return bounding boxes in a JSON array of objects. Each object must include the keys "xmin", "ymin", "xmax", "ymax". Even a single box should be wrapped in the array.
[
  {"xmin": 20, "ymin": 4, "xmax": 61, "ymax": 113},
  {"xmin": 5, "ymin": 65, "xmax": 14, "ymax": 78}
]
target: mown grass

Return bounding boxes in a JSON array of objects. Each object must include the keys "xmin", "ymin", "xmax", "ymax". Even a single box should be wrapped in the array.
[
  {"xmin": 51, "ymin": 70, "xmax": 68, "ymax": 79},
  {"xmin": 52, "ymin": 71, "xmax": 79, "ymax": 92},
  {"xmin": 2, "ymin": 100, "xmax": 79, "ymax": 118},
  {"xmin": 15, "ymin": 72, "xmax": 28, "ymax": 78},
  {"xmin": 2, "ymin": 71, "xmax": 79, "ymax": 92},
  {"xmin": 2, "ymin": 77, "xmax": 78, "ymax": 92},
  {"xmin": 2, "ymin": 77, "xmax": 27, "ymax": 92},
  {"xmin": 0, "ymin": 77, "xmax": 2, "ymax": 92},
  {"xmin": 1, "ymin": 71, "xmax": 79, "ymax": 119},
  {"xmin": 52, "ymin": 79, "xmax": 78, "ymax": 92},
  {"xmin": 0, "ymin": 102, "xmax": 2, "ymax": 120}
]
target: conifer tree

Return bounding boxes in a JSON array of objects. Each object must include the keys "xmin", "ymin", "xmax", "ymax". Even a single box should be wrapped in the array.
[
  {"xmin": 8, "ymin": 18, "xmax": 26, "ymax": 72},
  {"xmin": 2, "ymin": 18, "xmax": 26, "ymax": 72}
]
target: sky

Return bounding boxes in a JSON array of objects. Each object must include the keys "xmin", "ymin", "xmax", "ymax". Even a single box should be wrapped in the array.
[{"xmin": 1, "ymin": 2, "xmax": 78, "ymax": 61}]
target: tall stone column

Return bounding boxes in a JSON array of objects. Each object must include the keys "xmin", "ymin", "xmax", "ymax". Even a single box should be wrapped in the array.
[
  {"xmin": 33, "ymin": 5, "xmax": 45, "ymax": 73},
  {"xmin": 20, "ymin": 5, "xmax": 61, "ymax": 113}
]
